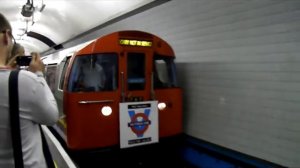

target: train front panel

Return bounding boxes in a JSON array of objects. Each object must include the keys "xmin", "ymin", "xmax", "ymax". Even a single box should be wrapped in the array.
[{"xmin": 58, "ymin": 31, "xmax": 182, "ymax": 150}]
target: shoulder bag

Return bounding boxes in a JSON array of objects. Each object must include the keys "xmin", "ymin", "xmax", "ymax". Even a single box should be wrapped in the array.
[{"xmin": 9, "ymin": 70, "xmax": 56, "ymax": 168}]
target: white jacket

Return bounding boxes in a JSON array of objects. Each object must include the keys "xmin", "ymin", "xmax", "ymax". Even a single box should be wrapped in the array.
[{"xmin": 0, "ymin": 69, "xmax": 59, "ymax": 168}]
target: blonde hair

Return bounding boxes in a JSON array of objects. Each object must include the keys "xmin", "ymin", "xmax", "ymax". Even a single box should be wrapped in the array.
[
  {"xmin": 11, "ymin": 43, "xmax": 24, "ymax": 56},
  {"xmin": 6, "ymin": 43, "xmax": 25, "ymax": 64}
]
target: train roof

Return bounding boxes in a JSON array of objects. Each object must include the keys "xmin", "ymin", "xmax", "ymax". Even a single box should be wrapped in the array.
[
  {"xmin": 43, "ymin": 30, "xmax": 175, "ymax": 64},
  {"xmin": 76, "ymin": 30, "xmax": 175, "ymax": 57}
]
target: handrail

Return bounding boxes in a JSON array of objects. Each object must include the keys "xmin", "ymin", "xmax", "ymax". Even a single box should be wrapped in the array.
[
  {"xmin": 78, "ymin": 100, "xmax": 114, "ymax": 104},
  {"xmin": 121, "ymin": 71, "xmax": 125, "ymax": 102}
]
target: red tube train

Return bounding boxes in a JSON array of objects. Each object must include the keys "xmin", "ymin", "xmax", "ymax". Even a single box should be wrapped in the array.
[{"xmin": 44, "ymin": 30, "xmax": 182, "ymax": 150}]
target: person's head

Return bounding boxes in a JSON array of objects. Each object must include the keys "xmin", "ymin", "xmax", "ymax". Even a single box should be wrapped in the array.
[{"xmin": 0, "ymin": 12, "xmax": 14, "ymax": 65}]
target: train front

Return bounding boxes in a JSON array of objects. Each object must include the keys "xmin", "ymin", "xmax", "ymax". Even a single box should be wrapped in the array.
[{"xmin": 62, "ymin": 31, "xmax": 183, "ymax": 151}]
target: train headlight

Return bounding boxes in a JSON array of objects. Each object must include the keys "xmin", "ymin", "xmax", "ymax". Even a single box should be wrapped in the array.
[
  {"xmin": 101, "ymin": 106, "xmax": 112, "ymax": 116},
  {"xmin": 158, "ymin": 102, "xmax": 166, "ymax": 111}
]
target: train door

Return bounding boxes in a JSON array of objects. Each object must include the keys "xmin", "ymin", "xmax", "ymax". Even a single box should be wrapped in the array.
[
  {"xmin": 53, "ymin": 56, "xmax": 71, "ymax": 139},
  {"xmin": 120, "ymin": 51, "xmax": 152, "ymax": 102}
]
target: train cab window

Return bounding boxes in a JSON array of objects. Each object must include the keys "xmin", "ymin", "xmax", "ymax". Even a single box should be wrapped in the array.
[
  {"xmin": 153, "ymin": 55, "xmax": 178, "ymax": 88},
  {"xmin": 68, "ymin": 53, "xmax": 118, "ymax": 92},
  {"xmin": 127, "ymin": 53, "xmax": 145, "ymax": 90},
  {"xmin": 59, "ymin": 58, "xmax": 70, "ymax": 90}
]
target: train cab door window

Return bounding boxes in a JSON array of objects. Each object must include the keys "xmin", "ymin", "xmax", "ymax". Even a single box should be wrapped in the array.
[
  {"xmin": 127, "ymin": 53, "xmax": 145, "ymax": 90},
  {"xmin": 45, "ymin": 64, "xmax": 57, "ymax": 93},
  {"xmin": 153, "ymin": 55, "xmax": 178, "ymax": 88},
  {"xmin": 68, "ymin": 53, "xmax": 118, "ymax": 92},
  {"xmin": 59, "ymin": 57, "xmax": 71, "ymax": 90}
]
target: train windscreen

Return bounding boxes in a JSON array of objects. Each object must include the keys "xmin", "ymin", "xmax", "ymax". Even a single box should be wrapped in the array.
[
  {"xmin": 153, "ymin": 55, "xmax": 178, "ymax": 88},
  {"xmin": 68, "ymin": 53, "xmax": 118, "ymax": 92}
]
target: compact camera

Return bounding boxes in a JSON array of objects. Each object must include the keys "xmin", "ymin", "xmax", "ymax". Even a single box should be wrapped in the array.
[{"xmin": 16, "ymin": 56, "xmax": 32, "ymax": 66}]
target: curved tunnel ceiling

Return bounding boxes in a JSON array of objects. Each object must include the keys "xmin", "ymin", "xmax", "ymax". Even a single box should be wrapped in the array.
[
  {"xmin": 0, "ymin": 0, "xmax": 156, "ymax": 54},
  {"xmin": 27, "ymin": 31, "xmax": 62, "ymax": 50}
]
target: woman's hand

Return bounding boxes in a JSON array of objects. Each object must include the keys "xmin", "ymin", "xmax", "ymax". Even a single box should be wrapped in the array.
[{"xmin": 28, "ymin": 52, "xmax": 45, "ymax": 73}]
